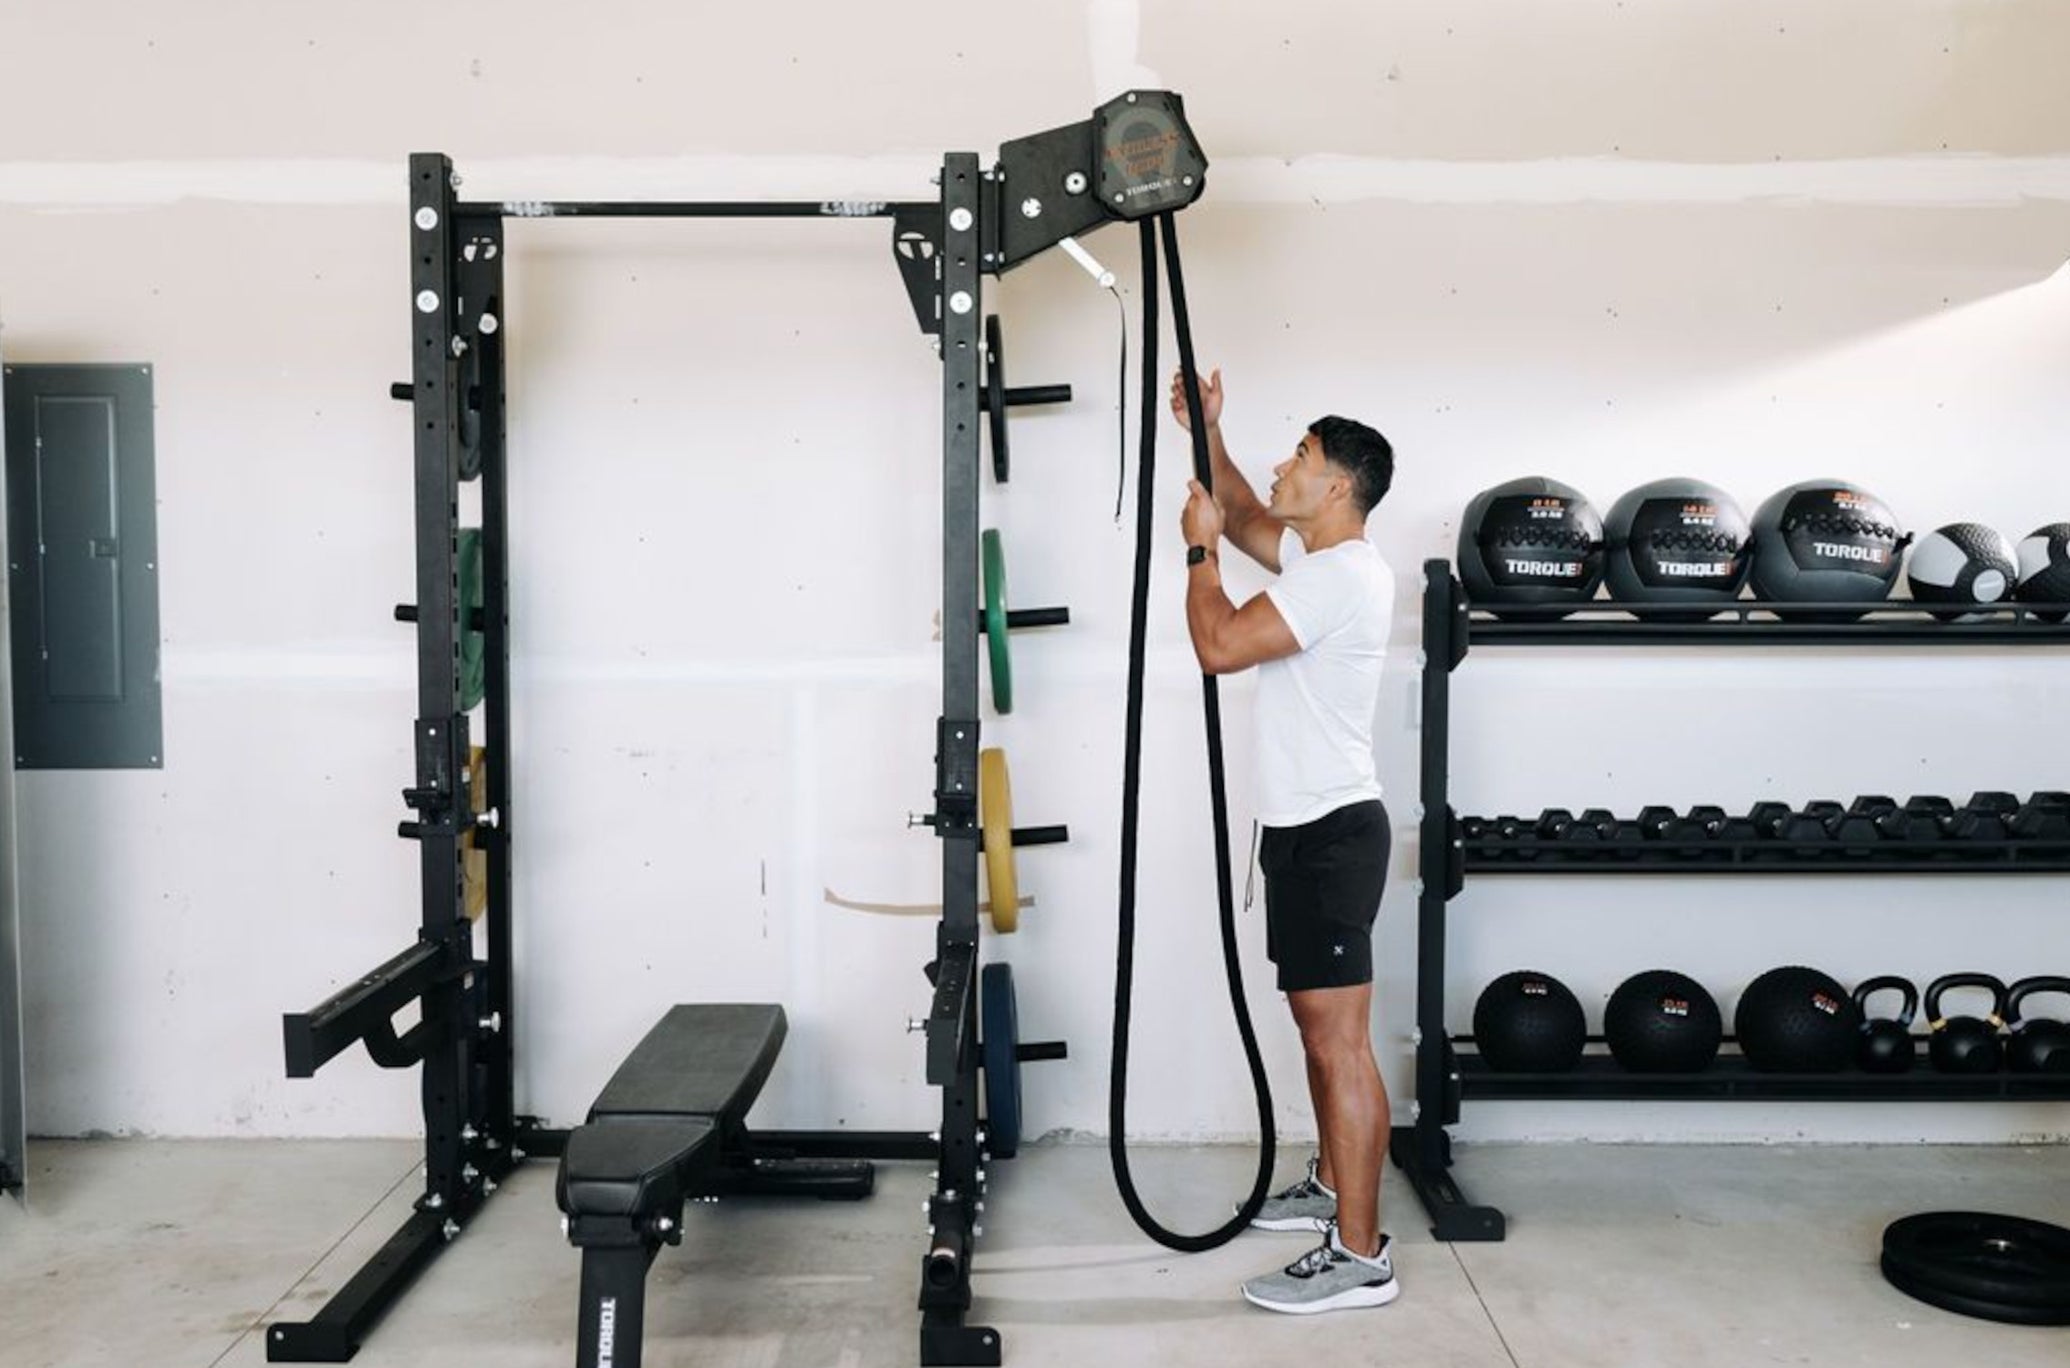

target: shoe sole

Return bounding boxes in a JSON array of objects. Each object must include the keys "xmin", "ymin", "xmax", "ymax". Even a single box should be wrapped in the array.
[
  {"xmin": 1248, "ymin": 1214, "xmax": 1332, "ymax": 1233},
  {"xmin": 1241, "ymin": 1278, "xmax": 1401, "ymax": 1315}
]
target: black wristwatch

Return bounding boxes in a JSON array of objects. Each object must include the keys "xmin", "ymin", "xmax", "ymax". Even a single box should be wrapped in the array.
[{"xmin": 1186, "ymin": 544, "xmax": 1211, "ymax": 566}]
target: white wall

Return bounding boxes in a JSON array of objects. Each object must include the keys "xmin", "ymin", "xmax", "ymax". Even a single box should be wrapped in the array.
[{"xmin": 1, "ymin": 2, "xmax": 2067, "ymax": 1145}]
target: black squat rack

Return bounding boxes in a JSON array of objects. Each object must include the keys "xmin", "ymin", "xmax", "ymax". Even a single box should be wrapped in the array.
[
  {"xmin": 1394, "ymin": 560, "xmax": 2070, "ymax": 1241},
  {"xmin": 272, "ymin": 92, "xmax": 1207, "ymax": 1366}
]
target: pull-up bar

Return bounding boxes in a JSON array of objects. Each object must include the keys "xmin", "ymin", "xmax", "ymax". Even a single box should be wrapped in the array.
[{"xmin": 466, "ymin": 198, "xmax": 927, "ymax": 220}]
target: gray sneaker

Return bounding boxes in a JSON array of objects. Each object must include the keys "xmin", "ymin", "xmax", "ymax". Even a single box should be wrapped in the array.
[
  {"xmin": 1248, "ymin": 1156, "xmax": 1336, "ymax": 1232},
  {"xmin": 1240, "ymin": 1223, "xmax": 1399, "ymax": 1315}
]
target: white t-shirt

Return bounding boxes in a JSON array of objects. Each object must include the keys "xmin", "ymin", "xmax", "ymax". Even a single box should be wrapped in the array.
[{"xmin": 1255, "ymin": 528, "xmax": 1393, "ymax": 827}]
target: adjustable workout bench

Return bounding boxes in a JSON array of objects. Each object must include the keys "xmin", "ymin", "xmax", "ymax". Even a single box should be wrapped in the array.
[{"xmin": 557, "ymin": 1004, "xmax": 874, "ymax": 1368}]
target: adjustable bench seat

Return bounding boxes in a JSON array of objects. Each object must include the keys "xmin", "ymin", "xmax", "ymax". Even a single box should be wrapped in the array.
[
  {"xmin": 556, "ymin": 1004, "xmax": 786, "ymax": 1223},
  {"xmin": 556, "ymin": 1002, "xmax": 871, "ymax": 1368},
  {"xmin": 588, "ymin": 1004, "xmax": 786, "ymax": 1123}
]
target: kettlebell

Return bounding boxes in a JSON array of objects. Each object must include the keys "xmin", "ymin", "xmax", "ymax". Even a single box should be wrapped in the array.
[
  {"xmin": 1924, "ymin": 973, "xmax": 2008, "ymax": 1074},
  {"xmin": 1852, "ymin": 975, "xmax": 1918, "ymax": 1074},
  {"xmin": 2004, "ymin": 976, "xmax": 2070, "ymax": 1074}
]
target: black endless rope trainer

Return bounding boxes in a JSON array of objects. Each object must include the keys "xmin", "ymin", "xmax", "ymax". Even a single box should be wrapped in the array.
[{"xmin": 1108, "ymin": 212, "xmax": 1276, "ymax": 1253}]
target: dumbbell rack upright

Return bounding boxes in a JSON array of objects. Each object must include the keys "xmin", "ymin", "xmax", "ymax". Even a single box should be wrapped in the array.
[{"xmin": 1394, "ymin": 558, "xmax": 2070, "ymax": 1242}]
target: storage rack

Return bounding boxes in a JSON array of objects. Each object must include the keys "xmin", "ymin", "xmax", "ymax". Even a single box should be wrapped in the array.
[{"xmin": 1393, "ymin": 558, "xmax": 2070, "ymax": 1241}]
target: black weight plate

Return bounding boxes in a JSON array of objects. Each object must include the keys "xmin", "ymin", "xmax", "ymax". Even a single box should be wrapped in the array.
[
  {"xmin": 981, "ymin": 961, "xmax": 1022, "ymax": 1158},
  {"xmin": 1883, "ymin": 1212, "xmax": 2070, "ymax": 1310},
  {"xmin": 985, "ymin": 314, "xmax": 1009, "ymax": 483},
  {"xmin": 1882, "ymin": 1252, "xmax": 2070, "ymax": 1325}
]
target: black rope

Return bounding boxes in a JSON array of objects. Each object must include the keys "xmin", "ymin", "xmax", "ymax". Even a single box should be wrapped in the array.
[{"xmin": 1107, "ymin": 213, "xmax": 1276, "ymax": 1253}]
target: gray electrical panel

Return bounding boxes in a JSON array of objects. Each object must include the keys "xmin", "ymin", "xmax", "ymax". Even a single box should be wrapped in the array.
[
  {"xmin": 0, "ymin": 350, "xmax": 26, "ymax": 1197},
  {"xmin": 3, "ymin": 363, "xmax": 161, "ymax": 769}
]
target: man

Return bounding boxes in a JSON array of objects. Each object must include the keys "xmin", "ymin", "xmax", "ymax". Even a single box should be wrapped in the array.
[{"xmin": 1172, "ymin": 367, "xmax": 1398, "ymax": 1315}]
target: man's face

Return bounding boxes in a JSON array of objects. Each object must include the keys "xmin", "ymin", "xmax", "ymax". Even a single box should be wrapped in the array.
[{"xmin": 1267, "ymin": 434, "xmax": 1346, "ymax": 521}]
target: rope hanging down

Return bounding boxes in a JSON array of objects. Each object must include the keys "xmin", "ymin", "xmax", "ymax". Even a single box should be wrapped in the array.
[{"xmin": 1107, "ymin": 212, "xmax": 1277, "ymax": 1253}]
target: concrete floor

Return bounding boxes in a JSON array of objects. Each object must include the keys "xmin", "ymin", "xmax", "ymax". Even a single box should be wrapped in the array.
[{"xmin": 0, "ymin": 1139, "xmax": 2065, "ymax": 1367}]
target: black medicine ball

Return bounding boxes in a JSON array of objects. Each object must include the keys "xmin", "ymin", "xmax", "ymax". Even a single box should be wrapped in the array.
[
  {"xmin": 1906, "ymin": 523, "xmax": 2018, "ymax": 621},
  {"xmin": 1604, "ymin": 477, "xmax": 1752, "ymax": 619},
  {"xmin": 1734, "ymin": 965, "xmax": 1859, "ymax": 1072},
  {"xmin": 2015, "ymin": 522, "xmax": 2070, "ymax": 623},
  {"xmin": 1458, "ymin": 477, "xmax": 1605, "ymax": 619},
  {"xmin": 1604, "ymin": 969, "xmax": 1722, "ymax": 1073},
  {"xmin": 1750, "ymin": 480, "xmax": 1907, "ymax": 621},
  {"xmin": 1473, "ymin": 971, "xmax": 1586, "ymax": 1072}
]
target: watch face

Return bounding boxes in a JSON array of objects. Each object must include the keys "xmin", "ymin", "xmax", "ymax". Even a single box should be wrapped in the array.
[{"xmin": 1187, "ymin": 544, "xmax": 1207, "ymax": 564}]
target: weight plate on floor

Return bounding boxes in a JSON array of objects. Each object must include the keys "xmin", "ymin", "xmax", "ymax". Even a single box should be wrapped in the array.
[
  {"xmin": 1882, "ymin": 1211, "xmax": 2070, "ymax": 1312},
  {"xmin": 1882, "ymin": 1253, "xmax": 2070, "ymax": 1325},
  {"xmin": 981, "ymin": 961, "xmax": 1022, "ymax": 1158},
  {"xmin": 979, "ymin": 747, "xmax": 1019, "ymax": 933},
  {"xmin": 982, "ymin": 528, "xmax": 1012, "ymax": 713}
]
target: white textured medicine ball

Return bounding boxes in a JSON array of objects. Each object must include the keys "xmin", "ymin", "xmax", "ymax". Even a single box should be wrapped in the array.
[
  {"xmin": 2015, "ymin": 522, "xmax": 2070, "ymax": 623},
  {"xmin": 1603, "ymin": 478, "xmax": 1752, "ymax": 619},
  {"xmin": 1457, "ymin": 477, "xmax": 1605, "ymax": 619},
  {"xmin": 1750, "ymin": 480, "xmax": 1907, "ymax": 621},
  {"xmin": 1906, "ymin": 522, "xmax": 2018, "ymax": 621}
]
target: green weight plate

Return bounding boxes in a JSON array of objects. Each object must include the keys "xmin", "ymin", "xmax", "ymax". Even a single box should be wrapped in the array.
[
  {"xmin": 458, "ymin": 528, "xmax": 486, "ymax": 711},
  {"xmin": 982, "ymin": 528, "xmax": 1012, "ymax": 713}
]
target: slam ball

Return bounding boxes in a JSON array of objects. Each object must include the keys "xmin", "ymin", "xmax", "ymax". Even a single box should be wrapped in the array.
[
  {"xmin": 1473, "ymin": 971, "xmax": 1587, "ymax": 1072},
  {"xmin": 1735, "ymin": 965, "xmax": 1860, "ymax": 1072},
  {"xmin": 1605, "ymin": 969, "xmax": 1722, "ymax": 1073}
]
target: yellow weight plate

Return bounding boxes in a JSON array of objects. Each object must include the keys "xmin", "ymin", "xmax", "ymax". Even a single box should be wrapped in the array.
[
  {"xmin": 979, "ymin": 747, "xmax": 1019, "ymax": 933},
  {"xmin": 462, "ymin": 746, "xmax": 489, "ymax": 921}
]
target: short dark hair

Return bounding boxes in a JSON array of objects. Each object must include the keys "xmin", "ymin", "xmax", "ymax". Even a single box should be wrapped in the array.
[{"xmin": 1308, "ymin": 415, "xmax": 1394, "ymax": 516}]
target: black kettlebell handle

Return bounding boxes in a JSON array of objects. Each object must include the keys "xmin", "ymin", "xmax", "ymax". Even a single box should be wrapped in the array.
[
  {"xmin": 2005, "ymin": 976, "xmax": 2070, "ymax": 1029},
  {"xmin": 1852, "ymin": 975, "xmax": 1918, "ymax": 1030},
  {"xmin": 1924, "ymin": 973, "xmax": 2009, "ymax": 1030}
]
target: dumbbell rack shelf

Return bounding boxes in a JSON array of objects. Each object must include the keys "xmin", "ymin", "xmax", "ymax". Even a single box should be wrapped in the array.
[
  {"xmin": 1452, "ymin": 1049, "xmax": 2070, "ymax": 1101},
  {"xmin": 1462, "ymin": 835, "xmax": 2070, "ymax": 873},
  {"xmin": 1395, "ymin": 561, "xmax": 2070, "ymax": 1243}
]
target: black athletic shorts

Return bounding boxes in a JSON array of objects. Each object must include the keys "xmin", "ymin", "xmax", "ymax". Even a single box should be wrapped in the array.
[{"xmin": 1259, "ymin": 799, "xmax": 1391, "ymax": 993}]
